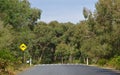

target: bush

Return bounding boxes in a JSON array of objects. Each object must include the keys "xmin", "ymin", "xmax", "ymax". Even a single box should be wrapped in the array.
[
  {"xmin": 0, "ymin": 50, "xmax": 15, "ymax": 62},
  {"xmin": 0, "ymin": 49, "xmax": 19, "ymax": 74},
  {"xmin": 108, "ymin": 56, "xmax": 120, "ymax": 70},
  {"xmin": 97, "ymin": 59, "xmax": 107, "ymax": 66},
  {"xmin": 73, "ymin": 60, "xmax": 81, "ymax": 64},
  {"xmin": 41, "ymin": 58, "xmax": 52, "ymax": 64}
]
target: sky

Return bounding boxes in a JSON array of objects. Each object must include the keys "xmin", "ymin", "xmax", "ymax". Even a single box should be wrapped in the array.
[{"xmin": 29, "ymin": 0, "xmax": 98, "ymax": 23}]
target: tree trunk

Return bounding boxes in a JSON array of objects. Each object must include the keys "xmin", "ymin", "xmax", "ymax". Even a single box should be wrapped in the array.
[
  {"xmin": 69, "ymin": 55, "xmax": 72, "ymax": 63},
  {"xmin": 84, "ymin": 58, "xmax": 86, "ymax": 63},
  {"xmin": 87, "ymin": 57, "xmax": 89, "ymax": 65},
  {"xmin": 62, "ymin": 57, "xmax": 64, "ymax": 64}
]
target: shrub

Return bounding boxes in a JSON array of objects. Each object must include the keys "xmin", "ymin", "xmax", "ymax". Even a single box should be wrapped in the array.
[
  {"xmin": 73, "ymin": 60, "xmax": 81, "ymax": 64},
  {"xmin": 0, "ymin": 49, "xmax": 17, "ymax": 74},
  {"xmin": 97, "ymin": 58, "xmax": 107, "ymax": 66},
  {"xmin": 108, "ymin": 56, "xmax": 120, "ymax": 70}
]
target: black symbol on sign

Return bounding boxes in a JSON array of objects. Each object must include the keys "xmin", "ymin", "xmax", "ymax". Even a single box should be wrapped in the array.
[{"xmin": 22, "ymin": 46, "xmax": 25, "ymax": 48}]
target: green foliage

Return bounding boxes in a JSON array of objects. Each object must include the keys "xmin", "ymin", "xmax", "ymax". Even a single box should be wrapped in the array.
[
  {"xmin": 55, "ymin": 43, "xmax": 70, "ymax": 63},
  {"xmin": 0, "ymin": 50, "xmax": 15, "ymax": 62},
  {"xmin": 108, "ymin": 56, "xmax": 120, "ymax": 70},
  {"xmin": 0, "ymin": 49, "xmax": 16, "ymax": 74},
  {"xmin": 97, "ymin": 59, "xmax": 107, "ymax": 66},
  {"xmin": 0, "ymin": 21, "xmax": 14, "ymax": 49},
  {"xmin": 0, "ymin": 0, "xmax": 41, "ymax": 30},
  {"xmin": 0, "ymin": 0, "xmax": 120, "ymax": 73}
]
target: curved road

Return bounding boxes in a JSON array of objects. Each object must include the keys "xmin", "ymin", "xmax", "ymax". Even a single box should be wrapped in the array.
[{"xmin": 18, "ymin": 64, "xmax": 120, "ymax": 75}]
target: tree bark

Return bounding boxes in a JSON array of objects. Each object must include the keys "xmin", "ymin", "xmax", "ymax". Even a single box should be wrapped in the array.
[{"xmin": 87, "ymin": 57, "xmax": 89, "ymax": 65}]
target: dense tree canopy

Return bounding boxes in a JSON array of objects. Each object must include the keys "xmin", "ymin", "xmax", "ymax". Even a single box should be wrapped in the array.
[{"xmin": 0, "ymin": 0, "xmax": 120, "ymax": 74}]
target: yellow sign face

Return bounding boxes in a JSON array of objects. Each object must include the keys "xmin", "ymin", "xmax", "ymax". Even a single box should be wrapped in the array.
[{"xmin": 20, "ymin": 43, "xmax": 27, "ymax": 51}]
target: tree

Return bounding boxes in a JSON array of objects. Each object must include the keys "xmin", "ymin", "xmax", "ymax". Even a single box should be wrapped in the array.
[
  {"xmin": 83, "ymin": 7, "xmax": 91, "ymax": 19},
  {"xmin": 55, "ymin": 43, "xmax": 70, "ymax": 63},
  {"xmin": 0, "ymin": 21, "xmax": 14, "ymax": 49},
  {"xmin": 0, "ymin": 0, "xmax": 41, "ymax": 30},
  {"xmin": 95, "ymin": 0, "xmax": 120, "ymax": 58}
]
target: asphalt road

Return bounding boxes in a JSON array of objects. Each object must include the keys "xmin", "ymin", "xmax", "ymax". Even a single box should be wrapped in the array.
[{"xmin": 18, "ymin": 64, "xmax": 120, "ymax": 75}]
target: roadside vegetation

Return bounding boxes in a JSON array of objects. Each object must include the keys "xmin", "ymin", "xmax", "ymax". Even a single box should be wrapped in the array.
[{"xmin": 0, "ymin": 0, "xmax": 120, "ymax": 74}]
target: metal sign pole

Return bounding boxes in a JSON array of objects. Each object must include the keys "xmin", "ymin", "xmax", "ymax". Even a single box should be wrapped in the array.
[
  {"xmin": 20, "ymin": 43, "xmax": 27, "ymax": 64},
  {"xmin": 22, "ymin": 51, "xmax": 25, "ymax": 64},
  {"xmin": 30, "ymin": 57, "xmax": 32, "ymax": 66}
]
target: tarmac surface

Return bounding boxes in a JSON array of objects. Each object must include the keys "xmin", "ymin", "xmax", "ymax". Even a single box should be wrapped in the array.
[{"xmin": 18, "ymin": 64, "xmax": 120, "ymax": 75}]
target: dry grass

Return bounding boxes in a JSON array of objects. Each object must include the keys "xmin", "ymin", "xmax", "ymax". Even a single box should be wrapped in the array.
[{"xmin": 0, "ymin": 64, "xmax": 32, "ymax": 75}]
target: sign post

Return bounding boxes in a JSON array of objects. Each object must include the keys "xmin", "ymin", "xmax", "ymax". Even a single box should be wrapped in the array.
[
  {"xmin": 30, "ymin": 58, "xmax": 32, "ymax": 66},
  {"xmin": 19, "ymin": 43, "xmax": 27, "ymax": 63}
]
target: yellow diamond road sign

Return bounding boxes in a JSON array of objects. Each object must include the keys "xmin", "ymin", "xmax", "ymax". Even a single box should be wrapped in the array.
[{"xmin": 20, "ymin": 43, "xmax": 27, "ymax": 51}]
